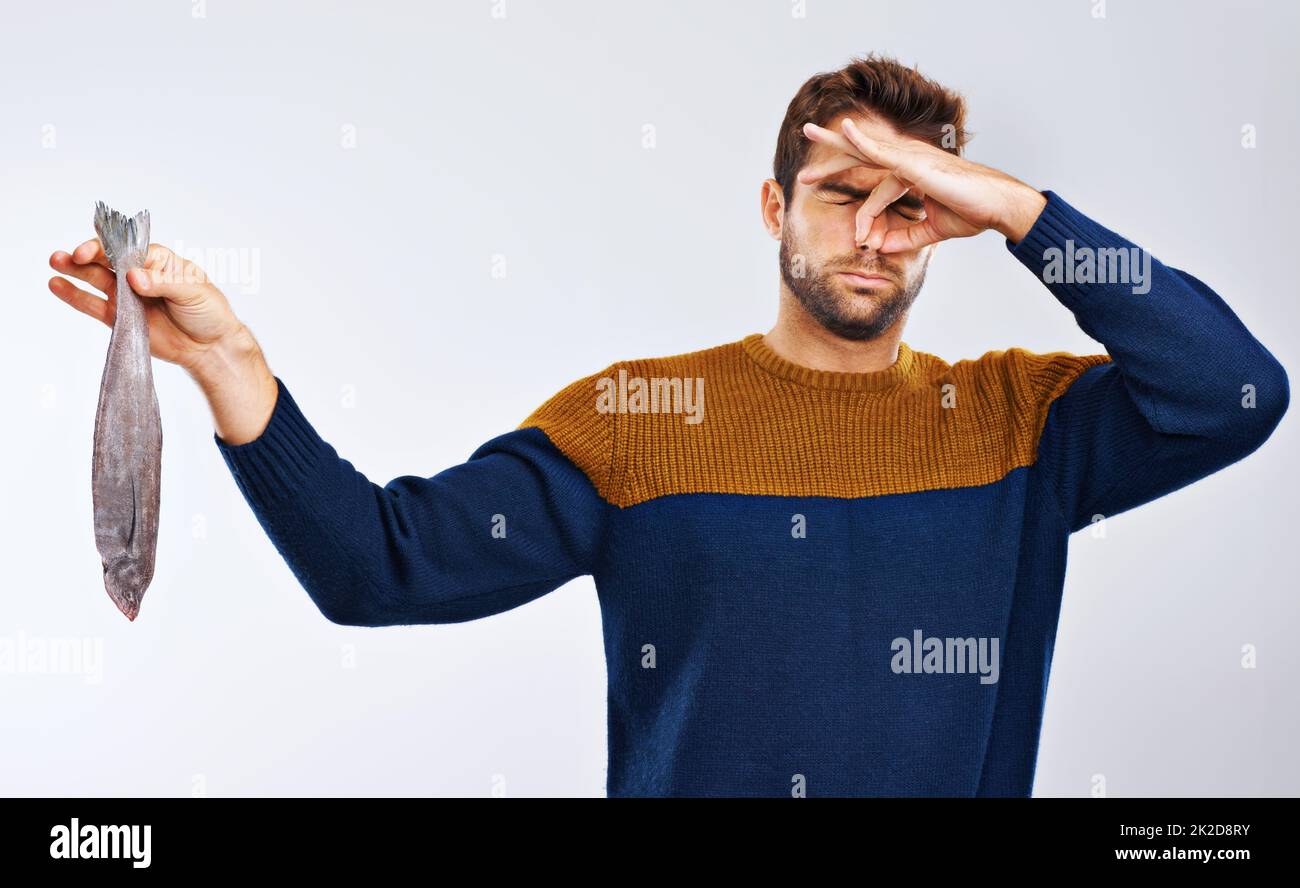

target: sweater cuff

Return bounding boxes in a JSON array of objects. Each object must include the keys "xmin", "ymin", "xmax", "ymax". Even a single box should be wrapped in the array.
[
  {"xmin": 1005, "ymin": 190, "xmax": 1119, "ymax": 303},
  {"xmin": 214, "ymin": 376, "xmax": 332, "ymax": 507}
]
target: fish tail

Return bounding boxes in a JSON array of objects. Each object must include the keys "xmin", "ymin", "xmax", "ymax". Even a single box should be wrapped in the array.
[{"xmin": 93, "ymin": 201, "xmax": 151, "ymax": 270}]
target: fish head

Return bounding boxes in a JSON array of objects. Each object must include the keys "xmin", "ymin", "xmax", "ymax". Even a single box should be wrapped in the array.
[{"xmin": 102, "ymin": 557, "xmax": 151, "ymax": 621}]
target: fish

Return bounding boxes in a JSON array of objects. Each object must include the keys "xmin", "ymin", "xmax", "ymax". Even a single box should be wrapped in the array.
[{"xmin": 91, "ymin": 202, "xmax": 162, "ymax": 621}]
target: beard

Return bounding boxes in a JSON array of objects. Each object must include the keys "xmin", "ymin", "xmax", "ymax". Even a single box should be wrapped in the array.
[{"xmin": 779, "ymin": 228, "xmax": 927, "ymax": 342}]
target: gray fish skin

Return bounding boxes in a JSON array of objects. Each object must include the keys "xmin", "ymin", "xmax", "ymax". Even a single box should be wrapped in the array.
[{"xmin": 91, "ymin": 202, "xmax": 162, "ymax": 621}]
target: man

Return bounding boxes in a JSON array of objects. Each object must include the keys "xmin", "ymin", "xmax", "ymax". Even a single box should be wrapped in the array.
[{"xmin": 49, "ymin": 55, "xmax": 1288, "ymax": 797}]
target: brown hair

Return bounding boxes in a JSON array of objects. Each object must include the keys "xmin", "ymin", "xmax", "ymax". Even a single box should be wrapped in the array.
[{"xmin": 773, "ymin": 54, "xmax": 969, "ymax": 202}]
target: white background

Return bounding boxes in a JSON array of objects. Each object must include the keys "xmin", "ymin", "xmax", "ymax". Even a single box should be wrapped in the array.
[{"xmin": 1, "ymin": 0, "xmax": 1295, "ymax": 796}]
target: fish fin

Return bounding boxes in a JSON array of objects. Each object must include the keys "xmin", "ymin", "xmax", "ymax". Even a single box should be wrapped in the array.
[
  {"xmin": 93, "ymin": 202, "xmax": 151, "ymax": 270},
  {"xmin": 127, "ymin": 474, "xmax": 137, "ymax": 548}
]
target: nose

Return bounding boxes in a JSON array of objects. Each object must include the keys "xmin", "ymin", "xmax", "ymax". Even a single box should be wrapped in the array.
[{"xmin": 854, "ymin": 217, "xmax": 887, "ymax": 253}]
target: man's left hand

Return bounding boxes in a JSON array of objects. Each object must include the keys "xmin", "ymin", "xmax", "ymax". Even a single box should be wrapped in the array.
[{"xmin": 799, "ymin": 118, "xmax": 1048, "ymax": 252}]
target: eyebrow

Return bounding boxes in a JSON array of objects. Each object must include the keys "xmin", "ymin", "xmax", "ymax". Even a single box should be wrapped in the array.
[{"xmin": 816, "ymin": 181, "xmax": 926, "ymax": 212}]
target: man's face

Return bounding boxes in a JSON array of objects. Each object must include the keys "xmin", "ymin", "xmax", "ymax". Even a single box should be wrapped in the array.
[{"xmin": 773, "ymin": 113, "xmax": 935, "ymax": 341}]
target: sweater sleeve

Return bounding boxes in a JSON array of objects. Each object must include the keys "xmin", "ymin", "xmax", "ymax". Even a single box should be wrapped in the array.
[
  {"xmin": 1010, "ymin": 191, "xmax": 1289, "ymax": 534},
  {"xmin": 214, "ymin": 367, "xmax": 616, "ymax": 626}
]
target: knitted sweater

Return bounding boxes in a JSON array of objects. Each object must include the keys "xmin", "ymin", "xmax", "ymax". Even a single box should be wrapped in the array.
[{"xmin": 215, "ymin": 192, "xmax": 1289, "ymax": 797}]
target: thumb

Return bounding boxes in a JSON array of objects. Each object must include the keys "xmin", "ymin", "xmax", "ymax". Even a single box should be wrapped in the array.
[{"xmin": 127, "ymin": 246, "xmax": 211, "ymax": 305}]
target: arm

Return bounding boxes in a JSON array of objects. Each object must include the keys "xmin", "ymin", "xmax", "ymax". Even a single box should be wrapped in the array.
[
  {"xmin": 47, "ymin": 234, "xmax": 612, "ymax": 627},
  {"xmin": 1010, "ymin": 193, "xmax": 1289, "ymax": 532},
  {"xmin": 213, "ymin": 371, "xmax": 613, "ymax": 626},
  {"xmin": 796, "ymin": 120, "xmax": 1288, "ymax": 532}
]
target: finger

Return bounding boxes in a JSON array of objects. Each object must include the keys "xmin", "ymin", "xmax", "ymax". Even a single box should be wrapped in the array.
[
  {"xmin": 861, "ymin": 174, "xmax": 910, "ymax": 219},
  {"xmin": 840, "ymin": 119, "xmax": 929, "ymax": 183},
  {"xmin": 48, "ymin": 276, "xmax": 112, "ymax": 326},
  {"xmin": 142, "ymin": 244, "xmax": 210, "ymax": 284},
  {"xmin": 855, "ymin": 174, "xmax": 910, "ymax": 245},
  {"xmin": 797, "ymin": 152, "xmax": 862, "ymax": 185},
  {"xmin": 863, "ymin": 211, "xmax": 891, "ymax": 252},
  {"xmin": 802, "ymin": 122, "xmax": 880, "ymax": 169},
  {"xmin": 129, "ymin": 257, "xmax": 209, "ymax": 305},
  {"xmin": 71, "ymin": 238, "xmax": 111, "ymax": 269},
  {"xmin": 879, "ymin": 219, "xmax": 943, "ymax": 253},
  {"xmin": 854, "ymin": 200, "xmax": 873, "ymax": 247},
  {"xmin": 50, "ymin": 250, "xmax": 117, "ymax": 297}
]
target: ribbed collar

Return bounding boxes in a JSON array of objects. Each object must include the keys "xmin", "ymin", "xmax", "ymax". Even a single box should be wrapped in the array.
[{"xmin": 740, "ymin": 333, "xmax": 917, "ymax": 393}]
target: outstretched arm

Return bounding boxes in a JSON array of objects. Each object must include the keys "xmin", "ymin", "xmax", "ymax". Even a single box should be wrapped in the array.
[
  {"xmin": 49, "ymin": 237, "xmax": 613, "ymax": 626},
  {"xmin": 213, "ymin": 373, "xmax": 613, "ymax": 625}
]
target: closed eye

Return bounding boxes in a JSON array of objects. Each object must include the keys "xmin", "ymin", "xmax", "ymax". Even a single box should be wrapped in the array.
[{"xmin": 829, "ymin": 198, "xmax": 925, "ymax": 221}]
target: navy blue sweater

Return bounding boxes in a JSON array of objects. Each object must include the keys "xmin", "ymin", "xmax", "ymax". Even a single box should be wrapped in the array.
[{"xmin": 215, "ymin": 192, "xmax": 1288, "ymax": 796}]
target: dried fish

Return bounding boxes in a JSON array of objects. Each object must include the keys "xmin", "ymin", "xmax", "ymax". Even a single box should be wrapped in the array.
[{"xmin": 91, "ymin": 202, "xmax": 162, "ymax": 621}]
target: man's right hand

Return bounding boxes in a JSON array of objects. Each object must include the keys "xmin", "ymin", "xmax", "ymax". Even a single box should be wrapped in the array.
[
  {"xmin": 50, "ymin": 239, "xmax": 279, "ymax": 445},
  {"xmin": 50, "ymin": 239, "xmax": 245, "ymax": 370}
]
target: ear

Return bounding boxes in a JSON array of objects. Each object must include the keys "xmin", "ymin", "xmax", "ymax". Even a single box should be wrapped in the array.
[{"xmin": 760, "ymin": 178, "xmax": 785, "ymax": 241}]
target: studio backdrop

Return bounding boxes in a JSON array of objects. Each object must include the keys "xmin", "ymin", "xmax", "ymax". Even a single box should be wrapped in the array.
[{"xmin": 1, "ymin": 0, "xmax": 1295, "ymax": 796}]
